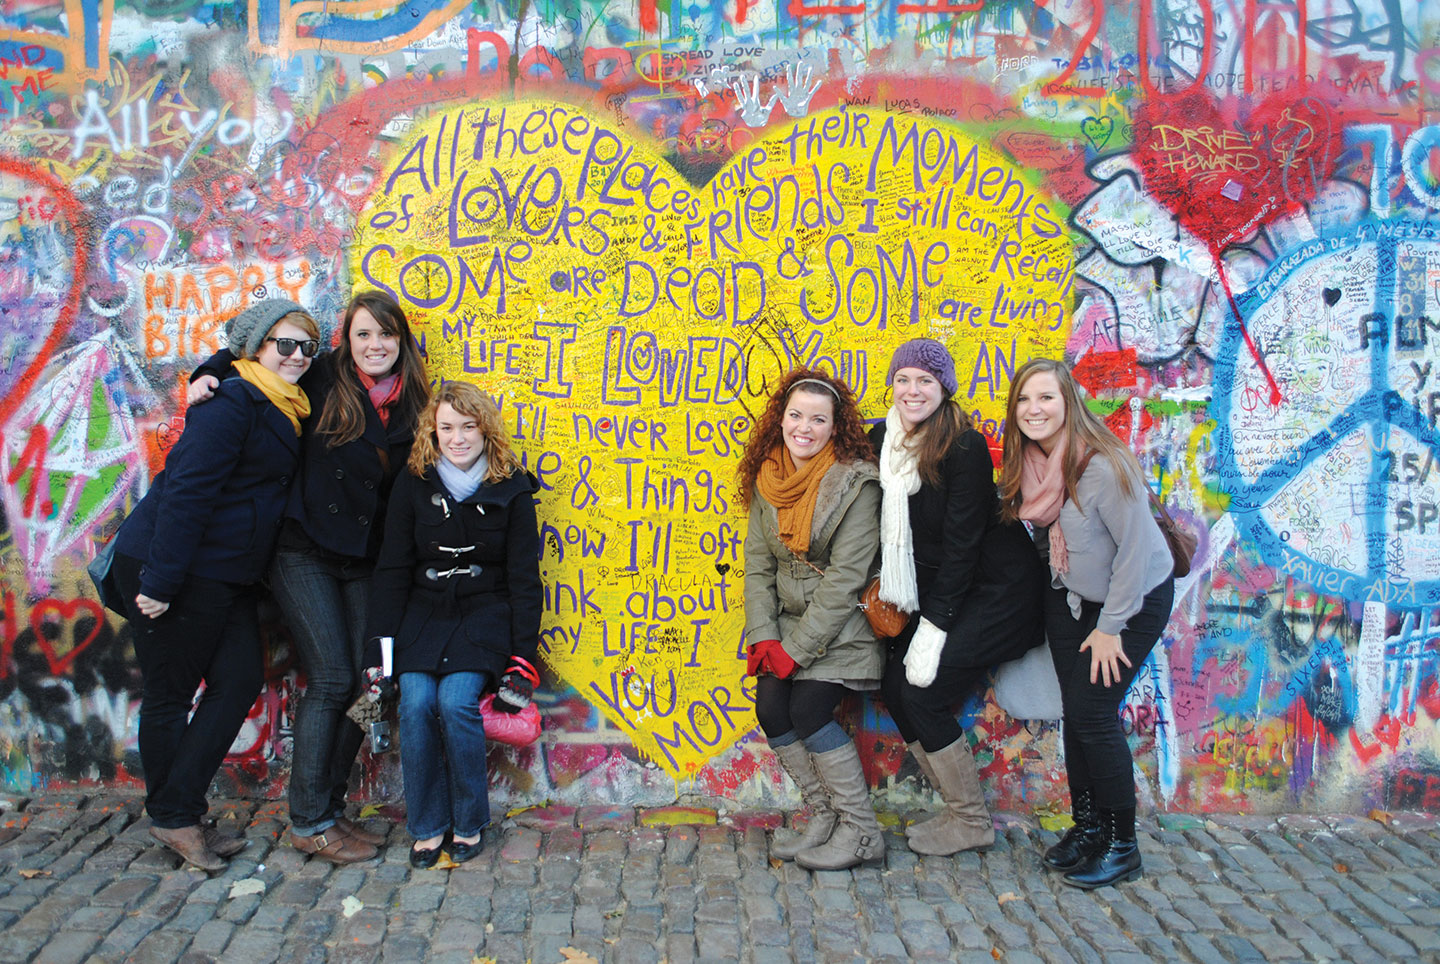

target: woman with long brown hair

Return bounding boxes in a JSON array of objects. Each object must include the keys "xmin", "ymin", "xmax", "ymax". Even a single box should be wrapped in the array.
[
  {"xmin": 870, "ymin": 339, "xmax": 1046, "ymax": 856},
  {"xmin": 738, "ymin": 368, "xmax": 883, "ymax": 871},
  {"xmin": 189, "ymin": 291, "xmax": 430, "ymax": 862},
  {"xmin": 998, "ymin": 358, "xmax": 1174, "ymax": 889},
  {"xmin": 367, "ymin": 382, "xmax": 541, "ymax": 868}
]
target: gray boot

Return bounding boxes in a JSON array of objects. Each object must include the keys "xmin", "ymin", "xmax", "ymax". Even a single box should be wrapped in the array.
[
  {"xmin": 770, "ymin": 741, "xmax": 838, "ymax": 861},
  {"xmin": 905, "ymin": 742, "xmax": 939, "ymax": 839},
  {"xmin": 907, "ymin": 737, "xmax": 995, "ymax": 856},
  {"xmin": 795, "ymin": 741, "xmax": 885, "ymax": 870}
]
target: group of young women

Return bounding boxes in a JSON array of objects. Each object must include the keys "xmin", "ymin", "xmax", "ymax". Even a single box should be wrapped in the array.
[
  {"xmin": 112, "ymin": 293, "xmax": 1171, "ymax": 889},
  {"xmin": 115, "ymin": 291, "xmax": 538, "ymax": 872},
  {"xmin": 741, "ymin": 341, "xmax": 1175, "ymax": 888}
]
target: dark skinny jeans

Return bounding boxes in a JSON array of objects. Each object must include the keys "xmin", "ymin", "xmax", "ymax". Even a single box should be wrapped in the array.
[
  {"xmin": 269, "ymin": 548, "xmax": 372, "ymax": 836},
  {"xmin": 1045, "ymin": 578, "xmax": 1175, "ymax": 811},
  {"xmin": 112, "ymin": 552, "xmax": 264, "ymax": 829}
]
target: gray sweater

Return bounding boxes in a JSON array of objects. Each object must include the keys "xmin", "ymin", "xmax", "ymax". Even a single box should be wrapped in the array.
[{"xmin": 1051, "ymin": 453, "xmax": 1173, "ymax": 634}]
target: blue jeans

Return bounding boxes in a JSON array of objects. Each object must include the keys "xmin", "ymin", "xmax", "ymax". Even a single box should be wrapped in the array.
[
  {"xmin": 269, "ymin": 549, "xmax": 371, "ymax": 836},
  {"xmin": 111, "ymin": 553, "xmax": 264, "ymax": 829},
  {"xmin": 399, "ymin": 671, "xmax": 491, "ymax": 840}
]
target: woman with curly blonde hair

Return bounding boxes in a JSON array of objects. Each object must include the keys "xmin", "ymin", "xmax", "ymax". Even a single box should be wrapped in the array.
[
  {"xmin": 738, "ymin": 368, "xmax": 883, "ymax": 871},
  {"xmin": 366, "ymin": 381, "xmax": 541, "ymax": 869}
]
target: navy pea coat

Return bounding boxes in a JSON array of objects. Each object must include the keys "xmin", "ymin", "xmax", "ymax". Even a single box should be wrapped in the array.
[
  {"xmin": 115, "ymin": 377, "xmax": 301, "ymax": 601},
  {"xmin": 195, "ymin": 350, "xmax": 416, "ymax": 561}
]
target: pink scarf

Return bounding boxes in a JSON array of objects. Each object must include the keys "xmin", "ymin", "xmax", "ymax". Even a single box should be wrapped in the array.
[
  {"xmin": 1019, "ymin": 437, "xmax": 1085, "ymax": 574},
  {"xmin": 356, "ymin": 367, "xmax": 402, "ymax": 428}
]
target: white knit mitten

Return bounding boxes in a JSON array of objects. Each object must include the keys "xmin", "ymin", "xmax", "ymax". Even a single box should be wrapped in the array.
[{"xmin": 903, "ymin": 617, "xmax": 948, "ymax": 687}]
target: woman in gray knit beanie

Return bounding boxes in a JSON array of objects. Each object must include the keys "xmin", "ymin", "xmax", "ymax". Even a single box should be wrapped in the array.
[{"xmin": 110, "ymin": 302, "xmax": 319, "ymax": 871}]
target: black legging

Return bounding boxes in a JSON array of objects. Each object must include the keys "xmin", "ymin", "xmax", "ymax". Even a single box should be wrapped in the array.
[
  {"xmin": 1045, "ymin": 578, "xmax": 1175, "ymax": 810},
  {"xmin": 754, "ymin": 676, "xmax": 848, "ymax": 741},
  {"xmin": 880, "ymin": 632, "xmax": 988, "ymax": 753}
]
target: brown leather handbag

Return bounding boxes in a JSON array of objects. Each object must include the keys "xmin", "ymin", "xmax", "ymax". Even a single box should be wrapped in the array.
[{"xmin": 860, "ymin": 577, "xmax": 911, "ymax": 639}]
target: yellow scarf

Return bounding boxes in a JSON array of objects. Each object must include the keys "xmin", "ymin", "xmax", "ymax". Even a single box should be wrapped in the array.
[
  {"xmin": 754, "ymin": 443, "xmax": 837, "ymax": 554},
  {"xmin": 233, "ymin": 359, "xmax": 310, "ymax": 436}
]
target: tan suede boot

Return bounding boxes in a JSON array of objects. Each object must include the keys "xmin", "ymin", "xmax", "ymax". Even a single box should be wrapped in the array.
[
  {"xmin": 794, "ymin": 741, "xmax": 884, "ymax": 870},
  {"xmin": 769, "ymin": 741, "xmax": 838, "ymax": 861},
  {"xmin": 906, "ymin": 737, "xmax": 995, "ymax": 856},
  {"xmin": 904, "ymin": 741, "xmax": 940, "ymax": 839}
]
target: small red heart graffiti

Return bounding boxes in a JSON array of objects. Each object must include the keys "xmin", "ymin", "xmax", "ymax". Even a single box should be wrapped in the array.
[{"xmin": 29, "ymin": 598, "xmax": 105, "ymax": 676}]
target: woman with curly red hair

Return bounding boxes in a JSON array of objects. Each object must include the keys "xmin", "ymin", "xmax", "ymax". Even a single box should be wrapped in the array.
[{"xmin": 738, "ymin": 368, "xmax": 883, "ymax": 871}]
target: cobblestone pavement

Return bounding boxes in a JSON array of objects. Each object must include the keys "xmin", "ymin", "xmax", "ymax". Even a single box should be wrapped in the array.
[{"xmin": 2, "ymin": 793, "xmax": 1439, "ymax": 963}]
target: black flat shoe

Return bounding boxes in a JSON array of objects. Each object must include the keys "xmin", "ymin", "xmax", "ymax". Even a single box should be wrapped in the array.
[
  {"xmin": 449, "ymin": 838, "xmax": 484, "ymax": 863},
  {"xmin": 409, "ymin": 843, "xmax": 442, "ymax": 869}
]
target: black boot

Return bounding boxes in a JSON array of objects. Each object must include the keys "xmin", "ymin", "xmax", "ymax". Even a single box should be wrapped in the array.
[
  {"xmin": 1043, "ymin": 786, "xmax": 1101, "ymax": 872},
  {"xmin": 1062, "ymin": 806, "xmax": 1141, "ymax": 889}
]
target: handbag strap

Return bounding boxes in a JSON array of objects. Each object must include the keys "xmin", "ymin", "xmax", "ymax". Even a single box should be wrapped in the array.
[{"xmin": 1148, "ymin": 487, "xmax": 1178, "ymax": 527}]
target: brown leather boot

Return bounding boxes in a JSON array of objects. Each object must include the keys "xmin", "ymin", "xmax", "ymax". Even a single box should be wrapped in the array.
[
  {"xmin": 150, "ymin": 825, "xmax": 224, "ymax": 872},
  {"xmin": 334, "ymin": 816, "xmax": 386, "ymax": 847},
  {"xmin": 290, "ymin": 827, "xmax": 378, "ymax": 863},
  {"xmin": 906, "ymin": 738, "xmax": 995, "ymax": 856},
  {"xmin": 201, "ymin": 824, "xmax": 248, "ymax": 858}
]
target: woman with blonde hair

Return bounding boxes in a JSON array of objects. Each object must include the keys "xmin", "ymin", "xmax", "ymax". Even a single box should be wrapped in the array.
[
  {"xmin": 738, "ymin": 368, "xmax": 884, "ymax": 871},
  {"xmin": 367, "ymin": 381, "xmax": 541, "ymax": 868},
  {"xmin": 998, "ymin": 358, "xmax": 1174, "ymax": 889}
]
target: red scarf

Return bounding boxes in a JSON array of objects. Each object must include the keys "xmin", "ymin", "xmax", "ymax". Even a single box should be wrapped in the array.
[{"xmin": 356, "ymin": 367, "xmax": 402, "ymax": 427}]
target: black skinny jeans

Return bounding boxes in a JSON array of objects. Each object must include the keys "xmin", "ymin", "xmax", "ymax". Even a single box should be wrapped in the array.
[
  {"xmin": 112, "ymin": 552, "xmax": 265, "ymax": 829},
  {"xmin": 1045, "ymin": 578, "xmax": 1175, "ymax": 811},
  {"xmin": 879, "ymin": 629, "xmax": 989, "ymax": 753}
]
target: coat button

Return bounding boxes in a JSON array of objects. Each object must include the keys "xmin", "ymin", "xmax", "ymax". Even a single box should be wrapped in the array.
[
  {"xmin": 358, "ymin": 516, "xmax": 369, "ymax": 526},
  {"xmin": 334, "ymin": 468, "xmax": 345, "ymax": 479},
  {"xmin": 364, "ymin": 479, "xmax": 375, "ymax": 490},
  {"xmin": 328, "ymin": 504, "xmax": 339, "ymax": 514},
  {"xmin": 279, "ymin": 476, "xmax": 289, "ymax": 486}
]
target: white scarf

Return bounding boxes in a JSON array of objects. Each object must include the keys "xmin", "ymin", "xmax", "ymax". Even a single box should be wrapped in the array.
[
  {"xmin": 437, "ymin": 454, "xmax": 489, "ymax": 501},
  {"xmin": 878, "ymin": 406, "xmax": 922, "ymax": 612}
]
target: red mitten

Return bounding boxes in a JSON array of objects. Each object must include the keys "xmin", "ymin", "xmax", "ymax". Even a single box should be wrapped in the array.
[
  {"xmin": 746, "ymin": 640, "xmax": 779, "ymax": 677},
  {"xmin": 758, "ymin": 639, "xmax": 799, "ymax": 679}
]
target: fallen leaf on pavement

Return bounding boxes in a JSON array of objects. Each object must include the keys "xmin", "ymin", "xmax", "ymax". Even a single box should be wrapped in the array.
[
  {"xmin": 558, "ymin": 949, "xmax": 598, "ymax": 963},
  {"xmin": 997, "ymin": 892, "xmax": 1022, "ymax": 905},
  {"xmin": 341, "ymin": 895, "xmax": 363, "ymax": 918},
  {"xmin": 228, "ymin": 878, "xmax": 266, "ymax": 898},
  {"xmin": 18, "ymin": 869, "xmax": 50, "ymax": 879}
]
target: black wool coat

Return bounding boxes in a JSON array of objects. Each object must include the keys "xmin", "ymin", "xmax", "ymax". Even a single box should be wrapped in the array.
[
  {"xmin": 115, "ymin": 377, "xmax": 300, "ymax": 601},
  {"xmin": 367, "ymin": 467, "xmax": 543, "ymax": 678},
  {"xmin": 195, "ymin": 351, "xmax": 416, "ymax": 561},
  {"xmin": 869, "ymin": 423, "xmax": 1046, "ymax": 668}
]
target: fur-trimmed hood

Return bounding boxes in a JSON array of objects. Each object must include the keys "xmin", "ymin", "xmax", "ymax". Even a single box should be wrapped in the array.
[{"xmin": 809, "ymin": 458, "xmax": 880, "ymax": 552}]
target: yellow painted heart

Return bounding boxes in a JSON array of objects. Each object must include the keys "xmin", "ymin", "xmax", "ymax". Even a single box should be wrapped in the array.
[{"xmin": 352, "ymin": 102, "xmax": 1073, "ymax": 779}]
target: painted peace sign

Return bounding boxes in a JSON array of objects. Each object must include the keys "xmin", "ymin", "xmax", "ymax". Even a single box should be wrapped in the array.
[{"xmin": 1213, "ymin": 225, "xmax": 1440, "ymax": 609}]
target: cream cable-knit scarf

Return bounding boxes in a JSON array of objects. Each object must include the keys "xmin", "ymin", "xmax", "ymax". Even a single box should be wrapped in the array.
[{"xmin": 878, "ymin": 406, "xmax": 922, "ymax": 612}]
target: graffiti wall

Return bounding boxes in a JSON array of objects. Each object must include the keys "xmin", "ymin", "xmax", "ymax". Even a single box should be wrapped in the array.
[{"xmin": 1, "ymin": 0, "xmax": 1438, "ymax": 815}]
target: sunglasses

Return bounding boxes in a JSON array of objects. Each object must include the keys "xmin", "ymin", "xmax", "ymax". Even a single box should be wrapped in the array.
[{"xmin": 266, "ymin": 337, "xmax": 320, "ymax": 358}]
